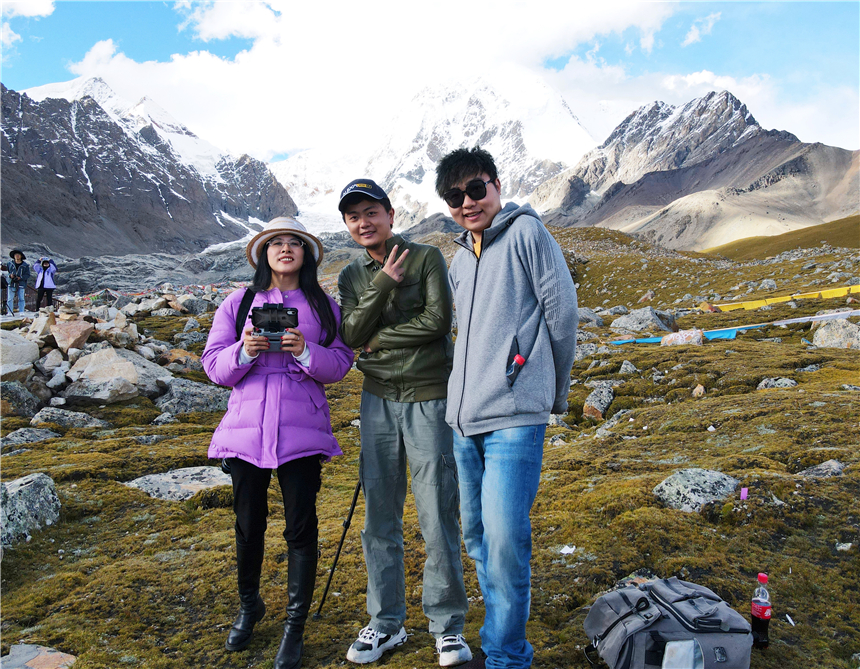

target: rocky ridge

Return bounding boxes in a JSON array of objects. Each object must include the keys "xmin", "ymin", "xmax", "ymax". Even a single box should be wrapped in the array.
[{"xmin": 1, "ymin": 78, "xmax": 297, "ymax": 257}]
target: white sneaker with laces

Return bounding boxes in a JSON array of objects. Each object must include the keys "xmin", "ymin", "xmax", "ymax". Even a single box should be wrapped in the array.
[
  {"xmin": 436, "ymin": 634, "xmax": 472, "ymax": 667},
  {"xmin": 346, "ymin": 625, "xmax": 408, "ymax": 664}
]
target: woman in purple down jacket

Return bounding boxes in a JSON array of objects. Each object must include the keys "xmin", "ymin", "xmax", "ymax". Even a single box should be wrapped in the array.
[{"xmin": 202, "ymin": 218, "xmax": 353, "ymax": 669}]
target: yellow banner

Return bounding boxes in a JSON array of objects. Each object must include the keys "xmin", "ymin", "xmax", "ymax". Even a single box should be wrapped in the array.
[{"xmin": 715, "ymin": 285, "xmax": 859, "ymax": 311}]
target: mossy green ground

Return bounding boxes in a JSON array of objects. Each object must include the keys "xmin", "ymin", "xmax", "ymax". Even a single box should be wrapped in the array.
[{"xmin": 2, "ymin": 228, "xmax": 858, "ymax": 668}]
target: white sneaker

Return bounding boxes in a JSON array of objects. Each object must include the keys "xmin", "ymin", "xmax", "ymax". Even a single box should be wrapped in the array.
[
  {"xmin": 436, "ymin": 634, "xmax": 472, "ymax": 667},
  {"xmin": 346, "ymin": 625, "xmax": 408, "ymax": 664}
]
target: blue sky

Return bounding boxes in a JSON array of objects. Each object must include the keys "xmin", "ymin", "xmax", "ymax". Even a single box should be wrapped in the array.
[{"xmin": 2, "ymin": 1, "xmax": 858, "ymax": 158}]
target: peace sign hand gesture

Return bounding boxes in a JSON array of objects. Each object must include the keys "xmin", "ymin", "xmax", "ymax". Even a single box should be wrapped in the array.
[{"xmin": 382, "ymin": 244, "xmax": 409, "ymax": 283}]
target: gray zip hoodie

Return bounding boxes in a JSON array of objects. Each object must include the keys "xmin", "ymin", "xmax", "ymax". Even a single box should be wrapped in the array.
[{"xmin": 447, "ymin": 202, "xmax": 578, "ymax": 437}]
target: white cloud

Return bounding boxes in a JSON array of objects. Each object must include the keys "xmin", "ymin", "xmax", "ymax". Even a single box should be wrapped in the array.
[
  {"xmin": 1, "ymin": 0, "xmax": 55, "ymax": 19},
  {"xmin": 682, "ymin": 12, "xmax": 721, "ymax": 47},
  {"xmin": 2, "ymin": 21, "xmax": 22, "ymax": 49},
  {"xmin": 60, "ymin": 0, "xmax": 679, "ymax": 161}
]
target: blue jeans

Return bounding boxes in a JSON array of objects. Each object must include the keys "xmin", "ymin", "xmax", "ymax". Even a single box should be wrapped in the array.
[
  {"xmin": 453, "ymin": 424, "xmax": 546, "ymax": 669},
  {"xmin": 7, "ymin": 285, "xmax": 25, "ymax": 313}
]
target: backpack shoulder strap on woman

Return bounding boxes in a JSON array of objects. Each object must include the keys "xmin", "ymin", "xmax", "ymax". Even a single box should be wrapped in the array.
[{"xmin": 235, "ymin": 288, "xmax": 256, "ymax": 341}]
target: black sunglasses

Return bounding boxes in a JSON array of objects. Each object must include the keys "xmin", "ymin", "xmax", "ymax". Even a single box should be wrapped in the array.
[{"xmin": 442, "ymin": 178, "xmax": 494, "ymax": 208}]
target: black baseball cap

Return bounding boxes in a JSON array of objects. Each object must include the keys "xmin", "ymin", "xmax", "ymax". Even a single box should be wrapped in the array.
[{"xmin": 338, "ymin": 178, "xmax": 389, "ymax": 212}]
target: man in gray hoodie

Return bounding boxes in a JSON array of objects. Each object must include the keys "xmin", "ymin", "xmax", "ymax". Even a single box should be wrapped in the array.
[{"xmin": 435, "ymin": 147, "xmax": 578, "ymax": 669}]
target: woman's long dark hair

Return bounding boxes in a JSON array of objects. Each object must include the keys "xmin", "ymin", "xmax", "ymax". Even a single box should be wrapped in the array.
[{"xmin": 251, "ymin": 239, "xmax": 337, "ymax": 347}]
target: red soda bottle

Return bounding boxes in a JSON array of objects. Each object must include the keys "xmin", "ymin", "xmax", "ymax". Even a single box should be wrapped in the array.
[{"xmin": 751, "ymin": 572, "xmax": 771, "ymax": 649}]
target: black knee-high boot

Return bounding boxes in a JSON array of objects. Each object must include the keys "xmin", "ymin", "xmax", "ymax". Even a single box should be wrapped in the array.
[
  {"xmin": 273, "ymin": 548, "xmax": 317, "ymax": 669},
  {"xmin": 225, "ymin": 538, "xmax": 266, "ymax": 651}
]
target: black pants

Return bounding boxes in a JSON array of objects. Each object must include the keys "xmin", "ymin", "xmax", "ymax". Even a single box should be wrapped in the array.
[
  {"xmin": 36, "ymin": 288, "xmax": 54, "ymax": 309},
  {"xmin": 230, "ymin": 455, "xmax": 322, "ymax": 553}
]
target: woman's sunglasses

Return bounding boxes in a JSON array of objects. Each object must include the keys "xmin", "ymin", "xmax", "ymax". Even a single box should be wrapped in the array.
[{"xmin": 442, "ymin": 178, "xmax": 494, "ymax": 208}]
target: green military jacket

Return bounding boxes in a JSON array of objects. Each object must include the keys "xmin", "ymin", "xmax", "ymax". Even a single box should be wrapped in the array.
[{"xmin": 337, "ymin": 234, "xmax": 453, "ymax": 402}]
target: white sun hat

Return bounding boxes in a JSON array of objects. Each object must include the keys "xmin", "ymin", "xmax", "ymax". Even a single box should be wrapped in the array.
[{"xmin": 245, "ymin": 217, "xmax": 324, "ymax": 269}]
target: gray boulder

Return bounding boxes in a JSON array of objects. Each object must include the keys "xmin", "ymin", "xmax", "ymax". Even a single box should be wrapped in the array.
[
  {"xmin": 757, "ymin": 377, "xmax": 798, "ymax": 390},
  {"xmin": 760, "ymin": 279, "xmax": 778, "ymax": 291},
  {"xmin": 34, "ymin": 349, "xmax": 65, "ymax": 376},
  {"xmin": 575, "ymin": 343, "xmax": 599, "ymax": 362},
  {"xmin": 1, "ymin": 381, "xmax": 42, "ymax": 417},
  {"xmin": 183, "ymin": 317, "xmax": 201, "ymax": 332},
  {"xmin": 0, "ymin": 329, "xmax": 40, "ymax": 366},
  {"xmin": 812, "ymin": 319, "xmax": 860, "ymax": 349},
  {"xmin": 154, "ymin": 378, "xmax": 230, "ymax": 414},
  {"xmin": 798, "ymin": 459, "xmax": 844, "ymax": 478},
  {"xmin": 583, "ymin": 382, "xmax": 614, "ymax": 421},
  {"xmin": 2, "ymin": 428, "xmax": 60, "ymax": 450},
  {"xmin": 578, "ymin": 307, "xmax": 604, "ymax": 328},
  {"xmin": 619, "ymin": 360, "xmax": 639, "ymax": 374},
  {"xmin": 30, "ymin": 407, "xmax": 110, "ymax": 428},
  {"xmin": 0, "ymin": 644, "xmax": 76, "ymax": 669},
  {"xmin": 0, "ymin": 363, "xmax": 34, "ymax": 383},
  {"xmin": 113, "ymin": 348, "xmax": 174, "ymax": 398},
  {"xmin": 125, "ymin": 466, "xmax": 231, "ymax": 501},
  {"xmin": 607, "ymin": 305, "xmax": 629, "ymax": 315},
  {"xmin": 653, "ymin": 468, "xmax": 739, "ymax": 513},
  {"xmin": 1, "ymin": 473, "xmax": 61, "ymax": 547},
  {"xmin": 610, "ymin": 307, "xmax": 675, "ymax": 333},
  {"xmin": 62, "ymin": 376, "xmax": 139, "ymax": 406}
]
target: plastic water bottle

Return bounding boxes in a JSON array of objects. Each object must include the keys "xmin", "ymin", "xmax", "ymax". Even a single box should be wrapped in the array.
[{"xmin": 751, "ymin": 572, "xmax": 771, "ymax": 649}]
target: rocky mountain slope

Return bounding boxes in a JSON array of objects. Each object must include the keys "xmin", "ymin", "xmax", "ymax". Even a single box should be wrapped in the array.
[
  {"xmin": 1, "ymin": 78, "xmax": 296, "ymax": 257},
  {"xmin": 531, "ymin": 91, "xmax": 859, "ymax": 251},
  {"xmin": 269, "ymin": 75, "xmax": 596, "ymax": 231}
]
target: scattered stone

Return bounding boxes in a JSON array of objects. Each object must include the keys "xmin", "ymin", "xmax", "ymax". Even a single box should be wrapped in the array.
[
  {"xmin": 812, "ymin": 319, "xmax": 860, "ymax": 349},
  {"xmin": 547, "ymin": 414, "xmax": 571, "ymax": 430},
  {"xmin": 576, "ymin": 330, "xmax": 598, "ymax": 342},
  {"xmin": 661, "ymin": 329, "xmax": 703, "ymax": 347},
  {"xmin": 113, "ymin": 348, "xmax": 174, "ymax": 398},
  {"xmin": 1, "ymin": 381, "xmax": 42, "ymax": 418},
  {"xmin": 34, "ymin": 348, "xmax": 65, "ymax": 376},
  {"xmin": 760, "ymin": 279, "xmax": 778, "ymax": 291},
  {"xmin": 607, "ymin": 305, "xmax": 628, "ymax": 316},
  {"xmin": 610, "ymin": 307, "xmax": 675, "ymax": 333},
  {"xmin": 151, "ymin": 308, "xmax": 183, "ymax": 317},
  {"xmin": 1, "ymin": 363, "xmax": 35, "ymax": 383},
  {"xmin": 653, "ymin": 468, "xmax": 739, "ymax": 513},
  {"xmin": 49, "ymin": 397, "xmax": 67, "ymax": 407},
  {"xmin": 798, "ymin": 459, "xmax": 844, "ymax": 478},
  {"xmin": 575, "ymin": 343, "xmax": 599, "ymax": 361},
  {"xmin": 692, "ymin": 384, "xmax": 706, "ymax": 398},
  {"xmin": 152, "ymin": 412, "xmax": 179, "ymax": 425},
  {"xmin": 836, "ymin": 542, "xmax": 853, "ymax": 552},
  {"xmin": 30, "ymin": 407, "xmax": 109, "ymax": 429},
  {"xmin": 578, "ymin": 307, "xmax": 604, "ymax": 328},
  {"xmin": 183, "ymin": 317, "xmax": 201, "ymax": 332},
  {"xmin": 0, "ymin": 329, "xmax": 40, "ymax": 366},
  {"xmin": 2, "ymin": 428, "xmax": 60, "ymax": 450},
  {"xmin": 175, "ymin": 295, "xmax": 213, "ymax": 315},
  {"xmin": 157, "ymin": 349, "xmax": 203, "ymax": 371},
  {"xmin": 125, "ymin": 466, "xmax": 231, "ymax": 501},
  {"xmin": 50, "ymin": 321, "xmax": 94, "ymax": 354},
  {"xmin": 797, "ymin": 364, "xmax": 821, "ymax": 373},
  {"xmin": 757, "ymin": 378, "xmax": 798, "ymax": 390},
  {"xmin": 637, "ymin": 289, "xmax": 655, "ymax": 303},
  {"xmin": 619, "ymin": 360, "xmax": 638, "ymax": 374},
  {"xmin": 138, "ymin": 296, "xmax": 168, "ymax": 313},
  {"xmin": 1, "ymin": 473, "xmax": 61, "ymax": 547},
  {"xmin": 132, "ymin": 435, "xmax": 170, "ymax": 445},
  {"xmin": 0, "ymin": 644, "xmax": 76, "ymax": 669},
  {"xmin": 842, "ymin": 384, "xmax": 860, "ymax": 392},
  {"xmin": 63, "ymin": 376, "xmax": 138, "ymax": 406},
  {"xmin": 698, "ymin": 302, "xmax": 721, "ymax": 313},
  {"xmin": 583, "ymin": 383, "xmax": 614, "ymax": 421},
  {"xmin": 154, "ymin": 378, "xmax": 230, "ymax": 414},
  {"xmin": 547, "ymin": 434, "xmax": 568, "ymax": 447},
  {"xmin": 173, "ymin": 331, "xmax": 208, "ymax": 346}
]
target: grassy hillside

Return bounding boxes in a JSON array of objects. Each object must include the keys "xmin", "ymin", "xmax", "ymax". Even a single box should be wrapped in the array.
[
  {"xmin": 2, "ymin": 228, "xmax": 859, "ymax": 668},
  {"xmin": 703, "ymin": 215, "xmax": 860, "ymax": 261}
]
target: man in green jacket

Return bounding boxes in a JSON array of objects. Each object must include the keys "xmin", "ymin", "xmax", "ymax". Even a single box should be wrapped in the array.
[{"xmin": 337, "ymin": 179, "xmax": 471, "ymax": 667}]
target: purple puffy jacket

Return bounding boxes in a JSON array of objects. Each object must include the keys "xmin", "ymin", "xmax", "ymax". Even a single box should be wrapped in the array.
[{"xmin": 202, "ymin": 286, "xmax": 354, "ymax": 469}]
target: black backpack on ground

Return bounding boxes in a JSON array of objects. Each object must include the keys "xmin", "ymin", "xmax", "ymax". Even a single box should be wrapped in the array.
[{"xmin": 583, "ymin": 577, "xmax": 752, "ymax": 669}]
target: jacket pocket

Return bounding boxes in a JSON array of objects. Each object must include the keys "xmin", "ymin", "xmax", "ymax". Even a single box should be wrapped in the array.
[
  {"xmin": 395, "ymin": 278, "xmax": 423, "ymax": 312},
  {"xmin": 506, "ymin": 337, "xmax": 521, "ymax": 387}
]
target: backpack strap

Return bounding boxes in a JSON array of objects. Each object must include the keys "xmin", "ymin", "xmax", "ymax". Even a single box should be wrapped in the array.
[{"xmin": 235, "ymin": 288, "xmax": 256, "ymax": 341}]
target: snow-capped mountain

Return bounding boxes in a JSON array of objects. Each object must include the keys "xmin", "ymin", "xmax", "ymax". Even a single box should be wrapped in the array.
[
  {"xmin": 269, "ymin": 76, "xmax": 596, "ymax": 232},
  {"xmin": 2, "ymin": 78, "xmax": 295, "ymax": 257},
  {"xmin": 531, "ymin": 90, "xmax": 859, "ymax": 250}
]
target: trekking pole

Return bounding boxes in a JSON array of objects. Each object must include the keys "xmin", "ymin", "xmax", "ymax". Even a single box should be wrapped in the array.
[{"xmin": 313, "ymin": 479, "xmax": 361, "ymax": 619}]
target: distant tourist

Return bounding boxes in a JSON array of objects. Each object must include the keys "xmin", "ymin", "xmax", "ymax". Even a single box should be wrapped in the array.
[
  {"xmin": 201, "ymin": 218, "xmax": 353, "ymax": 669},
  {"xmin": 435, "ymin": 147, "xmax": 578, "ymax": 669},
  {"xmin": 6, "ymin": 249, "xmax": 30, "ymax": 315},
  {"xmin": 336, "ymin": 179, "xmax": 471, "ymax": 666},
  {"xmin": 33, "ymin": 256, "xmax": 58, "ymax": 310}
]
